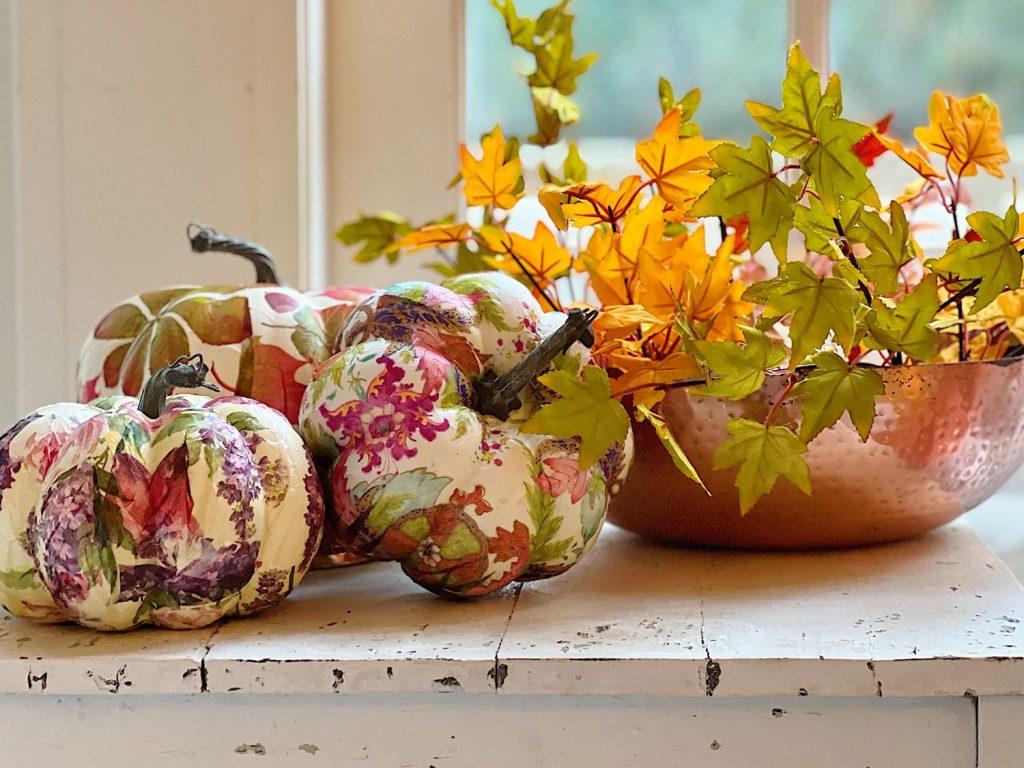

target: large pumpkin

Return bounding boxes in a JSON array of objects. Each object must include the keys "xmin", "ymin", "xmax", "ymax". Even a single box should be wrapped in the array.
[
  {"xmin": 0, "ymin": 356, "xmax": 323, "ymax": 630},
  {"xmin": 77, "ymin": 226, "xmax": 373, "ymax": 424},
  {"xmin": 299, "ymin": 273, "xmax": 633, "ymax": 597}
]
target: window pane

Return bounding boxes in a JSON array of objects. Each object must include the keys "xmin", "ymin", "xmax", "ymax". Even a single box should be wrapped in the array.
[
  {"xmin": 832, "ymin": 0, "xmax": 1024, "ymax": 136},
  {"xmin": 831, "ymin": 0, "xmax": 1024, "ymax": 219},
  {"xmin": 466, "ymin": 0, "xmax": 787, "ymax": 143}
]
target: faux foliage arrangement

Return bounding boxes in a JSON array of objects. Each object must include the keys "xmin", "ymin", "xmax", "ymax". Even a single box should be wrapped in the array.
[{"xmin": 339, "ymin": 0, "xmax": 1023, "ymax": 515}]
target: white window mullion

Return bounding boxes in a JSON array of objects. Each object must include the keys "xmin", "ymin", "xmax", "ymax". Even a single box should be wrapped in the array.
[{"xmin": 787, "ymin": 0, "xmax": 830, "ymax": 75}]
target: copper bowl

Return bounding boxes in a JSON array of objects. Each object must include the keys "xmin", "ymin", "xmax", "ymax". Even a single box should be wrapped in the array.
[{"xmin": 608, "ymin": 358, "xmax": 1024, "ymax": 549}]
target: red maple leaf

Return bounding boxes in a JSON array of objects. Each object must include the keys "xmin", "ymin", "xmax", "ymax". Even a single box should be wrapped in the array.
[{"xmin": 853, "ymin": 113, "xmax": 894, "ymax": 168}]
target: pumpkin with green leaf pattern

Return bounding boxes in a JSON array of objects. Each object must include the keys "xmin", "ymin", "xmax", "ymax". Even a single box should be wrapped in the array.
[{"xmin": 76, "ymin": 226, "xmax": 373, "ymax": 425}]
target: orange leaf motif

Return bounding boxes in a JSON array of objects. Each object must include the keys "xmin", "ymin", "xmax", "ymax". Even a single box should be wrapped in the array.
[{"xmin": 395, "ymin": 223, "xmax": 473, "ymax": 254}]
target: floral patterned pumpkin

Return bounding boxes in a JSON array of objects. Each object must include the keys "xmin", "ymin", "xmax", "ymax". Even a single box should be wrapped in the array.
[
  {"xmin": 0, "ymin": 356, "xmax": 323, "ymax": 630},
  {"xmin": 300, "ymin": 272, "xmax": 632, "ymax": 597},
  {"xmin": 77, "ymin": 227, "xmax": 373, "ymax": 425}
]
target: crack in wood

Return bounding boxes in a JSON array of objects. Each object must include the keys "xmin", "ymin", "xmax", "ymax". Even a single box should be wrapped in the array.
[
  {"xmin": 489, "ymin": 582, "xmax": 522, "ymax": 692},
  {"xmin": 699, "ymin": 605, "xmax": 721, "ymax": 696}
]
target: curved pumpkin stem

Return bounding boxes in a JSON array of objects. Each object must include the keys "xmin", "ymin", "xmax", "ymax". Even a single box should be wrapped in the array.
[
  {"xmin": 187, "ymin": 223, "xmax": 282, "ymax": 285},
  {"xmin": 474, "ymin": 307, "xmax": 597, "ymax": 420},
  {"xmin": 139, "ymin": 354, "xmax": 221, "ymax": 418}
]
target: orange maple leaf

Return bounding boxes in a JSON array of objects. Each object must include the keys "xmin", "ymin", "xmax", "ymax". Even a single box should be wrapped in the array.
[
  {"xmin": 460, "ymin": 125, "xmax": 523, "ymax": 209},
  {"xmin": 913, "ymin": 92, "xmax": 1009, "ymax": 178},
  {"xmin": 480, "ymin": 222, "xmax": 570, "ymax": 287},
  {"xmin": 562, "ymin": 175, "xmax": 645, "ymax": 229},
  {"xmin": 635, "ymin": 107, "xmax": 717, "ymax": 212},
  {"xmin": 394, "ymin": 223, "xmax": 473, "ymax": 253}
]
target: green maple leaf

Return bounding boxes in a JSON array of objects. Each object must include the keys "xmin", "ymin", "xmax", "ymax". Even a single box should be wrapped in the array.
[
  {"xmin": 851, "ymin": 202, "xmax": 912, "ymax": 294},
  {"xmin": 521, "ymin": 365, "xmax": 629, "ymax": 470},
  {"xmin": 636, "ymin": 405, "xmax": 708, "ymax": 494},
  {"xmin": 657, "ymin": 78, "xmax": 702, "ymax": 137},
  {"xmin": 791, "ymin": 351, "xmax": 884, "ymax": 443},
  {"xmin": 802, "ymin": 107, "xmax": 880, "ymax": 216},
  {"xmin": 491, "ymin": 0, "xmax": 539, "ymax": 50},
  {"xmin": 693, "ymin": 326, "xmax": 786, "ymax": 400},
  {"xmin": 713, "ymin": 419, "xmax": 810, "ymax": 515},
  {"xmin": 336, "ymin": 212, "xmax": 413, "ymax": 264},
  {"xmin": 795, "ymin": 196, "xmax": 864, "ymax": 255},
  {"xmin": 865, "ymin": 274, "xmax": 942, "ymax": 361},
  {"xmin": 562, "ymin": 140, "xmax": 587, "ymax": 182},
  {"xmin": 761, "ymin": 261, "xmax": 863, "ymax": 367},
  {"xmin": 528, "ymin": 29, "xmax": 596, "ymax": 96},
  {"xmin": 931, "ymin": 206, "xmax": 1023, "ymax": 312},
  {"xmin": 745, "ymin": 44, "xmax": 842, "ymax": 157},
  {"xmin": 689, "ymin": 136, "xmax": 800, "ymax": 261}
]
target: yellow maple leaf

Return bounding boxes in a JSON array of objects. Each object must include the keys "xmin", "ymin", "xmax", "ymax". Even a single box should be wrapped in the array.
[
  {"xmin": 874, "ymin": 133, "xmax": 940, "ymax": 180},
  {"xmin": 394, "ymin": 223, "xmax": 473, "ymax": 254},
  {"xmin": 482, "ymin": 221, "xmax": 570, "ymax": 287},
  {"xmin": 913, "ymin": 92, "xmax": 1009, "ymax": 178},
  {"xmin": 635, "ymin": 107, "xmax": 717, "ymax": 212},
  {"xmin": 593, "ymin": 304, "xmax": 663, "ymax": 342},
  {"xmin": 707, "ymin": 281, "xmax": 755, "ymax": 342},
  {"xmin": 460, "ymin": 125, "xmax": 523, "ymax": 209},
  {"xmin": 562, "ymin": 175, "xmax": 645, "ymax": 228}
]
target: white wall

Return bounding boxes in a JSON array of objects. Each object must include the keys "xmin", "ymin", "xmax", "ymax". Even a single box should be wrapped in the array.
[
  {"xmin": 8, "ymin": 0, "xmax": 301, "ymax": 416},
  {"xmin": 0, "ymin": 0, "xmax": 17, "ymax": 426}
]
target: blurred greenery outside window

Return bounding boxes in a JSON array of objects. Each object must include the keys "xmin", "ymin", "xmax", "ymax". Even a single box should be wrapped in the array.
[{"xmin": 466, "ymin": 0, "xmax": 1024, "ymax": 248}]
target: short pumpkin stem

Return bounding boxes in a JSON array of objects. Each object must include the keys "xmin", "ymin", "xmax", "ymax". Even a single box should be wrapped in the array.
[
  {"xmin": 139, "ymin": 354, "xmax": 221, "ymax": 418},
  {"xmin": 474, "ymin": 307, "xmax": 598, "ymax": 420},
  {"xmin": 187, "ymin": 223, "xmax": 282, "ymax": 285}
]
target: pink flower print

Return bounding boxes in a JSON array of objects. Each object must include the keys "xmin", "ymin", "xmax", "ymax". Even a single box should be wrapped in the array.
[
  {"xmin": 321, "ymin": 354, "xmax": 450, "ymax": 472},
  {"xmin": 535, "ymin": 456, "xmax": 590, "ymax": 504}
]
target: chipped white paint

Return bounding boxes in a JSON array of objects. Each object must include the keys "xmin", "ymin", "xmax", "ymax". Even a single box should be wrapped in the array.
[
  {"xmin": 1, "ymin": 524, "xmax": 1023, "ymax": 764},
  {"xmin": 0, "ymin": 524, "xmax": 1021, "ymax": 700},
  {"xmin": 0, "ymin": 693, "xmax": 978, "ymax": 767}
]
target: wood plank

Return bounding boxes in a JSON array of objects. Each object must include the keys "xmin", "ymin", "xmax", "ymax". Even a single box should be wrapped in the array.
[
  {"xmin": 0, "ymin": 693, "xmax": 976, "ymax": 768},
  {"xmin": 202, "ymin": 563, "xmax": 517, "ymax": 694},
  {"xmin": 978, "ymin": 695, "xmax": 1024, "ymax": 767},
  {"xmin": 498, "ymin": 524, "xmax": 1024, "ymax": 697},
  {"xmin": 0, "ymin": 611, "xmax": 214, "ymax": 695}
]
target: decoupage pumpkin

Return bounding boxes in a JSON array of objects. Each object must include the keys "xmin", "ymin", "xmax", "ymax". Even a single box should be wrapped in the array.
[
  {"xmin": 299, "ymin": 272, "xmax": 633, "ymax": 597},
  {"xmin": 0, "ymin": 355, "xmax": 324, "ymax": 631},
  {"xmin": 77, "ymin": 226, "xmax": 373, "ymax": 425}
]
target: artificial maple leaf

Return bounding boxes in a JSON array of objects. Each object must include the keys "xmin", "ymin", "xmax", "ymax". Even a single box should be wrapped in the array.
[
  {"xmin": 482, "ymin": 221, "xmax": 571, "ymax": 287},
  {"xmin": 794, "ymin": 196, "xmax": 864, "ymax": 255},
  {"xmin": 852, "ymin": 201, "xmax": 913, "ymax": 294},
  {"xmin": 707, "ymin": 281, "xmax": 755, "ymax": 342},
  {"xmin": 337, "ymin": 212, "xmax": 413, "ymax": 264},
  {"xmin": 528, "ymin": 25, "xmax": 596, "ymax": 96},
  {"xmin": 689, "ymin": 136, "xmax": 799, "ymax": 260},
  {"xmin": 791, "ymin": 350, "xmax": 884, "ymax": 442},
  {"xmin": 758, "ymin": 261, "xmax": 863, "ymax": 367},
  {"xmin": 745, "ymin": 44, "xmax": 842, "ymax": 157},
  {"xmin": 607, "ymin": 352, "xmax": 700, "ymax": 410},
  {"xmin": 693, "ymin": 326, "xmax": 786, "ymax": 400},
  {"xmin": 802, "ymin": 106, "xmax": 880, "ymax": 216},
  {"xmin": 657, "ymin": 78, "xmax": 702, "ymax": 137},
  {"xmin": 931, "ymin": 206, "xmax": 1022, "ymax": 311},
  {"xmin": 521, "ymin": 365, "xmax": 629, "ymax": 469},
  {"xmin": 874, "ymin": 133, "xmax": 940, "ymax": 180},
  {"xmin": 460, "ymin": 125, "xmax": 523, "ymax": 209},
  {"xmin": 593, "ymin": 304, "xmax": 661, "ymax": 342},
  {"xmin": 635, "ymin": 404, "xmax": 708, "ymax": 493},
  {"xmin": 865, "ymin": 274, "xmax": 941, "ymax": 361},
  {"xmin": 712, "ymin": 418, "xmax": 810, "ymax": 515},
  {"xmin": 635, "ymin": 107, "xmax": 716, "ymax": 211},
  {"xmin": 562, "ymin": 175, "xmax": 645, "ymax": 229},
  {"xmin": 394, "ymin": 223, "xmax": 473, "ymax": 254},
  {"xmin": 913, "ymin": 91, "xmax": 1009, "ymax": 178},
  {"xmin": 852, "ymin": 113, "xmax": 893, "ymax": 167}
]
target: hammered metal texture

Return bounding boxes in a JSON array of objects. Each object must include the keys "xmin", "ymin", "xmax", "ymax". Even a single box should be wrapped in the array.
[{"xmin": 609, "ymin": 359, "xmax": 1024, "ymax": 549}]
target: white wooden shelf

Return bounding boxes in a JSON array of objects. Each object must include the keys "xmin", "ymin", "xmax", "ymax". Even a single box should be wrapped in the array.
[{"xmin": 2, "ymin": 523, "xmax": 1023, "ymax": 767}]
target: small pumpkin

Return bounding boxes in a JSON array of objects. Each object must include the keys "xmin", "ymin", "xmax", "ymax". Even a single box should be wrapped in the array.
[
  {"xmin": 77, "ymin": 226, "xmax": 373, "ymax": 424},
  {"xmin": 0, "ymin": 355, "xmax": 323, "ymax": 630},
  {"xmin": 299, "ymin": 273, "xmax": 632, "ymax": 597}
]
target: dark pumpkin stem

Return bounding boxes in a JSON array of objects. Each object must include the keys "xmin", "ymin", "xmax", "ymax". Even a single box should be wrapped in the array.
[
  {"xmin": 187, "ymin": 223, "xmax": 282, "ymax": 285},
  {"xmin": 139, "ymin": 354, "xmax": 221, "ymax": 418},
  {"xmin": 474, "ymin": 307, "xmax": 598, "ymax": 420}
]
